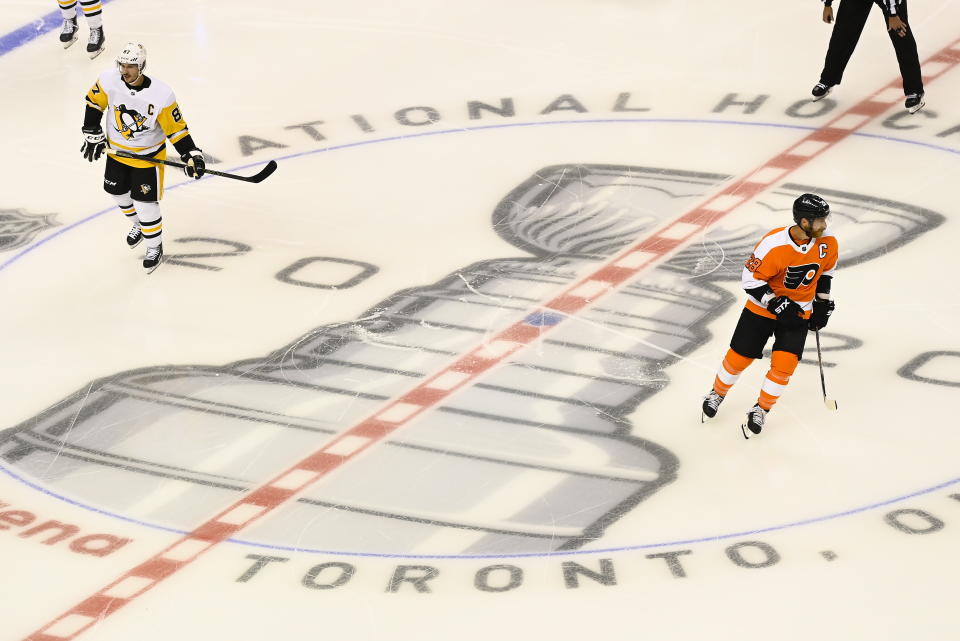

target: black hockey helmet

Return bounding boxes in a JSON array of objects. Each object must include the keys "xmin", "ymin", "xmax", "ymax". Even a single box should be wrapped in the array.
[{"xmin": 792, "ymin": 193, "xmax": 830, "ymax": 224}]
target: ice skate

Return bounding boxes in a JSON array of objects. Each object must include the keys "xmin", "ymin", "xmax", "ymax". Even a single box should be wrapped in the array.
[
  {"xmin": 905, "ymin": 93, "xmax": 925, "ymax": 114},
  {"xmin": 811, "ymin": 82, "xmax": 832, "ymax": 101},
  {"xmin": 701, "ymin": 390, "xmax": 725, "ymax": 422},
  {"xmin": 126, "ymin": 224, "xmax": 142, "ymax": 248},
  {"xmin": 60, "ymin": 17, "xmax": 78, "ymax": 48},
  {"xmin": 87, "ymin": 26, "xmax": 105, "ymax": 59},
  {"xmin": 143, "ymin": 244, "xmax": 163, "ymax": 274},
  {"xmin": 740, "ymin": 404, "xmax": 767, "ymax": 439}
]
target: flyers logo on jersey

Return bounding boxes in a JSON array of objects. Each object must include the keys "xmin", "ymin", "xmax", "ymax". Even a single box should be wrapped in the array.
[
  {"xmin": 784, "ymin": 263, "xmax": 819, "ymax": 289},
  {"xmin": 113, "ymin": 104, "xmax": 149, "ymax": 140}
]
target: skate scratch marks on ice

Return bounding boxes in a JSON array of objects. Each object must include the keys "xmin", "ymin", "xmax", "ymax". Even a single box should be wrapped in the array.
[
  {"xmin": 457, "ymin": 272, "xmax": 506, "ymax": 304},
  {"xmin": 42, "ymin": 382, "xmax": 95, "ymax": 475}
]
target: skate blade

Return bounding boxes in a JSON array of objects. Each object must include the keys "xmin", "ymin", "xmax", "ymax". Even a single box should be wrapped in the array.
[
  {"xmin": 88, "ymin": 46, "xmax": 105, "ymax": 60},
  {"xmin": 62, "ymin": 37, "xmax": 78, "ymax": 49},
  {"xmin": 740, "ymin": 422, "xmax": 762, "ymax": 439},
  {"xmin": 907, "ymin": 101, "xmax": 925, "ymax": 114},
  {"xmin": 143, "ymin": 257, "xmax": 164, "ymax": 274}
]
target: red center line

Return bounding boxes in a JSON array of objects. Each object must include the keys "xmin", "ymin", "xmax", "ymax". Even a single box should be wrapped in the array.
[{"xmin": 23, "ymin": 36, "xmax": 960, "ymax": 641}]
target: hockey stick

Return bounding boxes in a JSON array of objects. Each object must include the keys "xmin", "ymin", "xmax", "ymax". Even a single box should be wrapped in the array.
[
  {"xmin": 109, "ymin": 150, "xmax": 277, "ymax": 183},
  {"xmin": 815, "ymin": 329, "xmax": 838, "ymax": 410}
]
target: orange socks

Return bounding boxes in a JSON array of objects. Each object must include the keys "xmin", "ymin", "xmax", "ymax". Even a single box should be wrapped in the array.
[
  {"xmin": 713, "ymin": 349, "xmax": 799, "ymax": 411},
  {"xmin": 757, "ymin": 350, "xmax": 799, "ymax": 411},
  {"xmin": 712, "ymin": 349, "xmax": 754, "ymax": 396}
]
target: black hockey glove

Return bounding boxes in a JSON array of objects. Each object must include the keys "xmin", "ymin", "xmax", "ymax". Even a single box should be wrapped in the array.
[
  {"xmin": 808, "ymin": 298, "xmax": 835, "ymax": 331},
  {"xmin": 81, "ymin": 125, "xmax": 105, "ymax": 162},
  {"xmin": 766, "ymin": 295, "xmax": 806, "ymax": 330},
  {"xmin": 181, "ymin": 149, "xmax": 205, "ymax": 179}
]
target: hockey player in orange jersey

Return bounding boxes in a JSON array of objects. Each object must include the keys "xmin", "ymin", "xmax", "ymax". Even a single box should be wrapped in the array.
[{"xmin": 701, "ymin": 193, "xmax": 837, "ymax": 437}]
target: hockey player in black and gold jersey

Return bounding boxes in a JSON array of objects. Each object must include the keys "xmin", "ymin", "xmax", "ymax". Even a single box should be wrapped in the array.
[{"xmin": 81, "ymin": 42, "xmax": 205, "ymax": 273}]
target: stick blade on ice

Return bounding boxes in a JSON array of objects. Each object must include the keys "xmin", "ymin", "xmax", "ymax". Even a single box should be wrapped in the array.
[{"xmin": 246, "ymin": 160, "xmax": 278, "ymax": 183}]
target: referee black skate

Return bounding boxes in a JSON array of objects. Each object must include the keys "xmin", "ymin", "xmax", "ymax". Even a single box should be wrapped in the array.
[{"xmin": 811, "ymin": 0, "xmax": 925, "ymax": 114}]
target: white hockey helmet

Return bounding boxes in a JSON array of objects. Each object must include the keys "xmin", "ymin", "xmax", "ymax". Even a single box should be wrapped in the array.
[{"xmin": 116, "ymin": 42, "xmax": 147, "ymax": 72}]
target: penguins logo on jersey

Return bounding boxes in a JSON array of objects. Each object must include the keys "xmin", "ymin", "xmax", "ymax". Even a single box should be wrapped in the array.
[
  {"xmin": 784, "ymin": 263, "xmax": 820, "ymax": 289},
  {"xmin": 113, "ymin": 104, "xmax": 149, "ymax": 140}
]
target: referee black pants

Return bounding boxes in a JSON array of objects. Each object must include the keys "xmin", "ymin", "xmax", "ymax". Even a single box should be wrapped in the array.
[{"xmin": 819, "ymin": 0, "xmax": 923, "ymax": 96}]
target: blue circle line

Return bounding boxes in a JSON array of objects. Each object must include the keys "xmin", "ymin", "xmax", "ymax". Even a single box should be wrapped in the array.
[
  {"xmin": 1, "ymin": 462, "xmax": 957, "ymax": 559},
  {"xmin": 3, "ymin": 116, "xmax": 959, "ymax": 559},
  {"xmin": 4, "ymin": 117, "xmax": 958, "ymax": 277}
]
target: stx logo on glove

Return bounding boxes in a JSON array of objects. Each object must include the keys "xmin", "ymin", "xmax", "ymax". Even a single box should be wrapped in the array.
[
  {"xmin": 766, "ymin": 295, "xmax": 807, "ymax": 330},
  {"xmin": 770, "ymin": 297, "xmax": 792, "ymax": 315}
]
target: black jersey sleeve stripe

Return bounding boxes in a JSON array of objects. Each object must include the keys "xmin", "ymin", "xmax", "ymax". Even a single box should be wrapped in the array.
[
  {"xmin": 745, "ymin": 283, "xmax": 772, "ymax": 302},
  {"xmin": 816, "ymin": 275, "xmax": 832, "ymax": 295},
  {"xmin": 84, "ymin": 104, "xmax": 104, "ymax": 127},
  {"xmin": 172, "ymin": 134, "xmax": 199, "ymax": 157}
]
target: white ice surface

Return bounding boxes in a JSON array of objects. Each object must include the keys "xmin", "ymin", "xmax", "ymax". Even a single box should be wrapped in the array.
[{"xmin": 2, "ymin": 1, "xmax": 960, "ymax": 640}]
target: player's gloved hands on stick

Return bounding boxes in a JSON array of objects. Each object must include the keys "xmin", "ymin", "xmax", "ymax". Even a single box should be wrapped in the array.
[
  {"xmin": 808, "ymin": 298, "xmax": 835, "ymax": 331},
  {"xmin": 81, "ymin": 125, "xmax": 105, "ymax": 162},
  {"xmin": 181, "ymin": 149, "xmax": 205, "ymax": 179},
  {"xmin": 767, "ymin": 295, "xmax": 806, "ymax": 329}
]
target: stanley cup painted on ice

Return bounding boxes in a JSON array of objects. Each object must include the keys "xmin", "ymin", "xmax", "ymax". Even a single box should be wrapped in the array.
[{"xmin": 0, "ymin": 165, "xmax": 942, "ymax": 555}]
